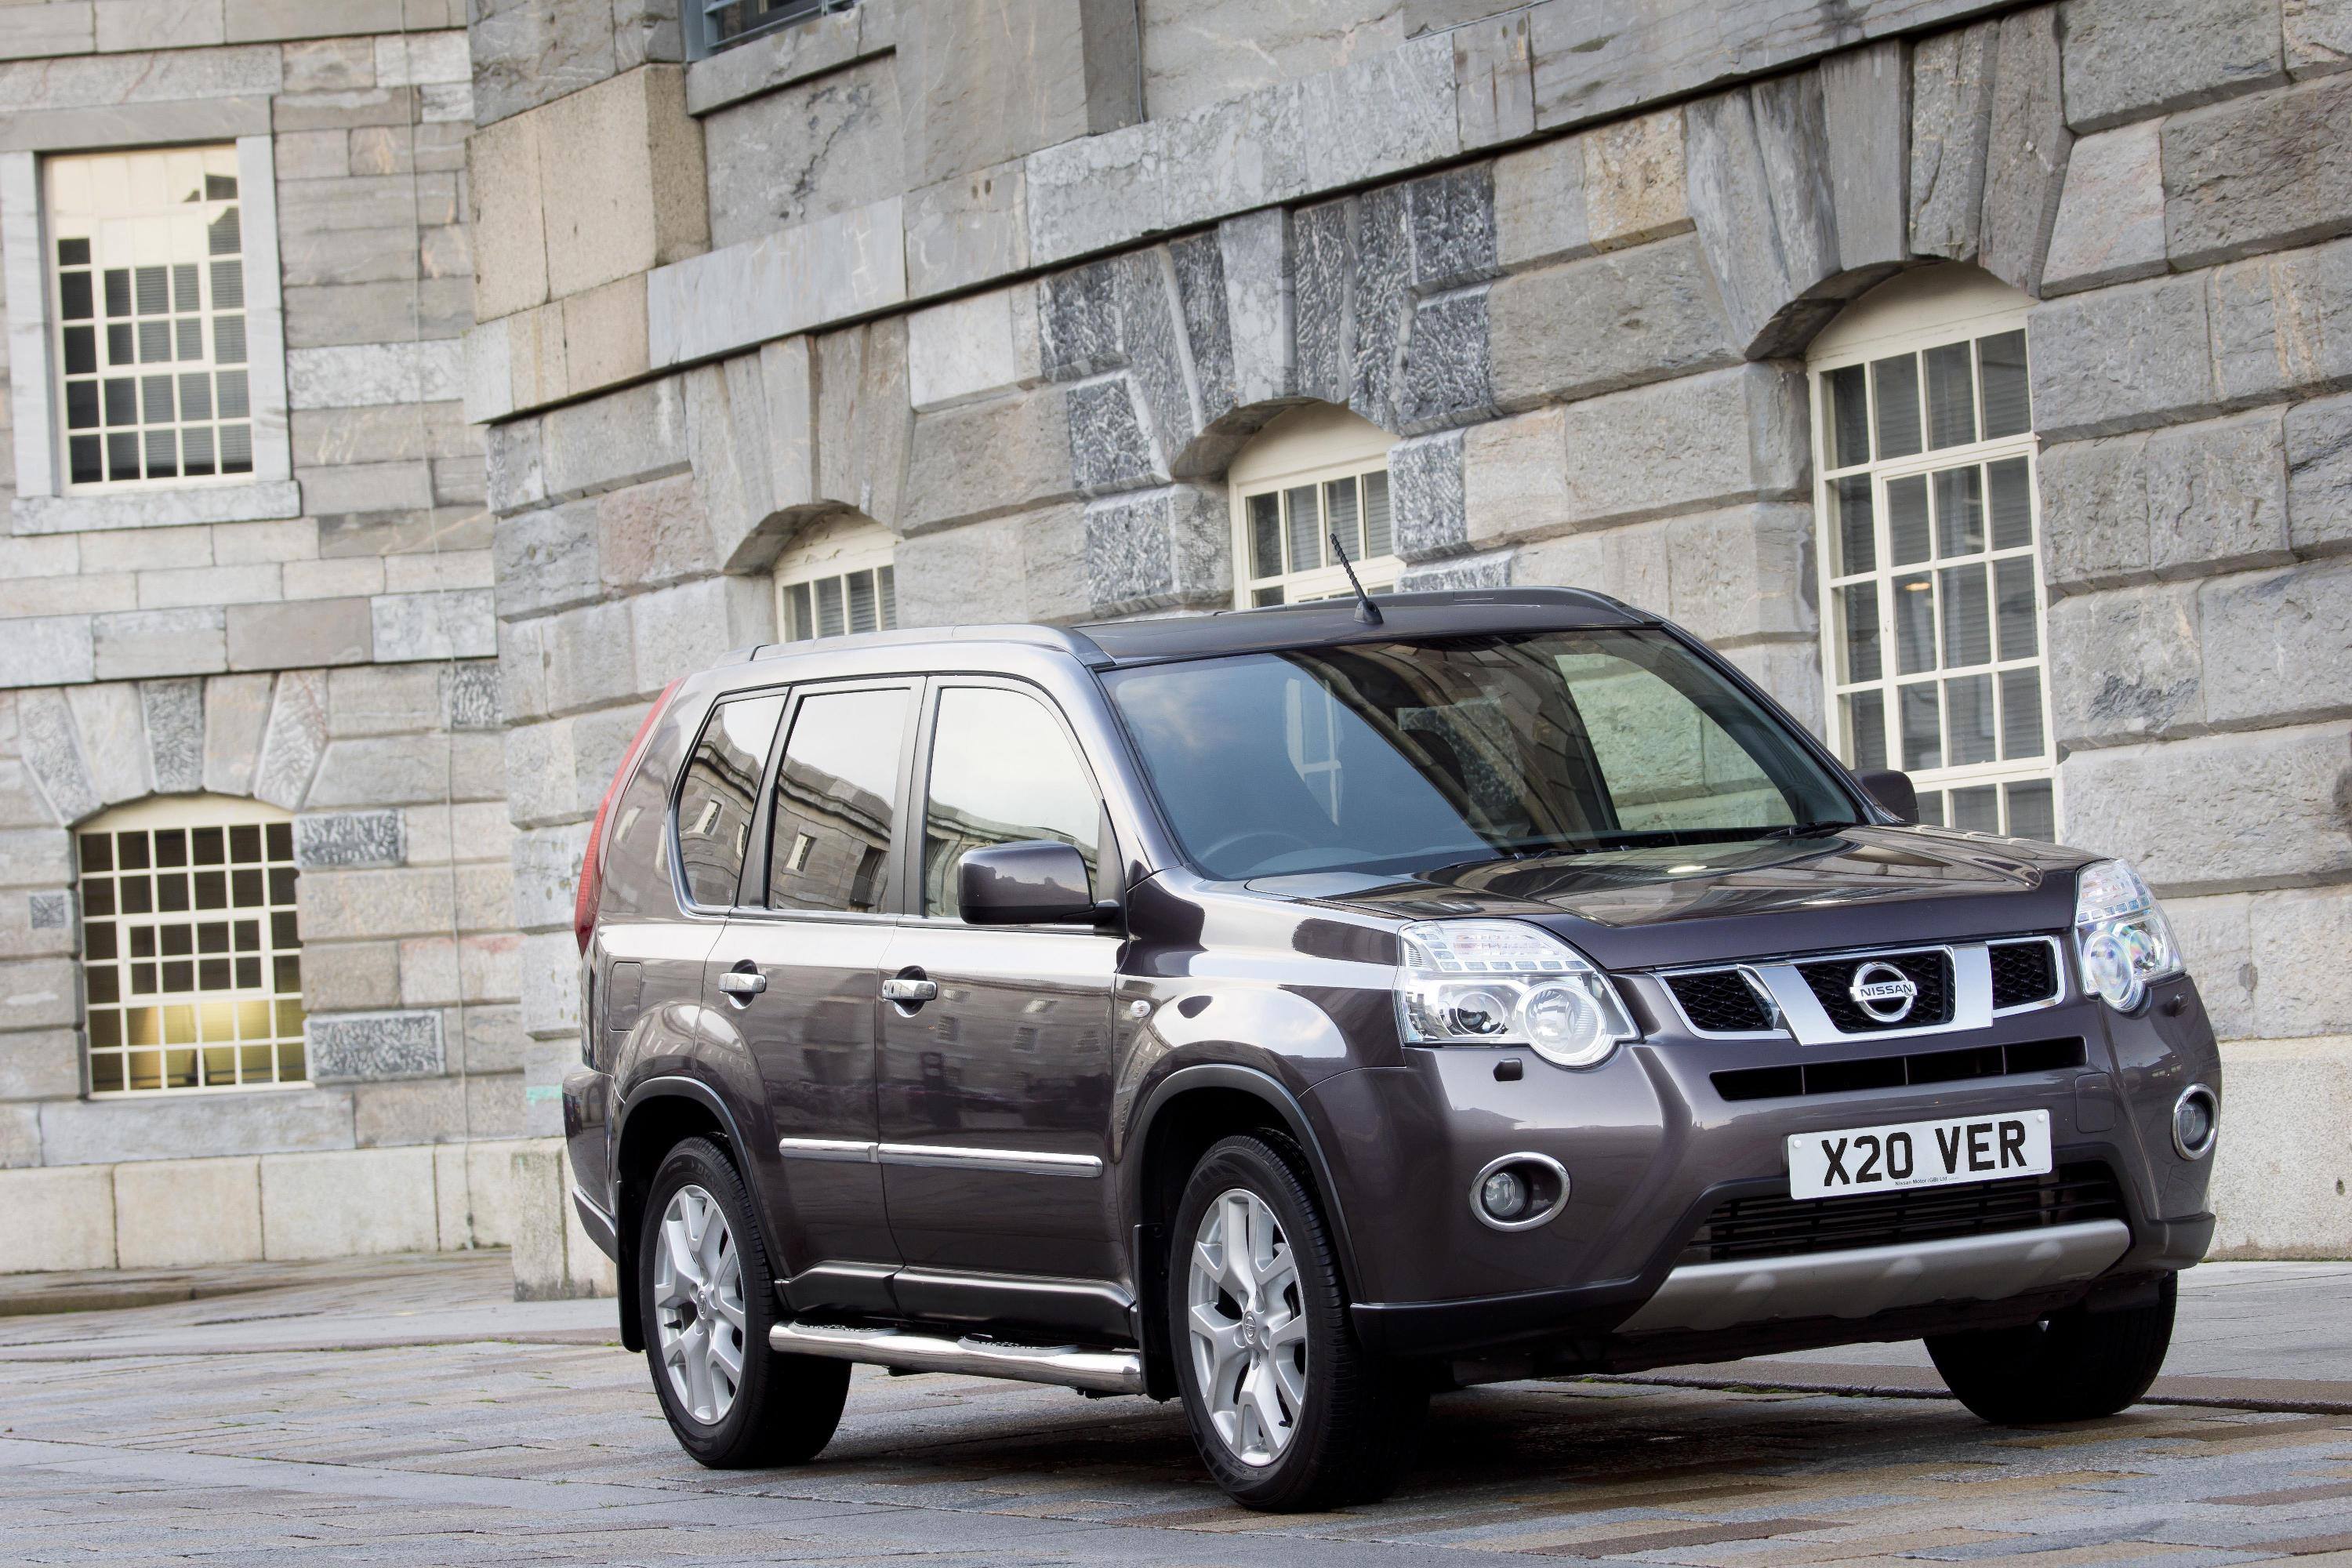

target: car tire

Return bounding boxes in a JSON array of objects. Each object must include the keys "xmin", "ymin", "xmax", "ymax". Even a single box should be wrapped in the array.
[
  {"xmin": 1167, "ymin": 1132, "xmax": 1427, "ymax": 1512},
  {"xmin": 639, "ymin": 1136, "xmax": 851, "ymax": 1468},
  {"xmin": 1925, "ymin": 1272, "xmax": 2177, "ymax": 1425}
]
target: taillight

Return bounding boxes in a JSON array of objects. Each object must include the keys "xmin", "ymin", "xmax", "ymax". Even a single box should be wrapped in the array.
[{"xmin": 575, "ymin": 677, "xmax": 685, "ymax": 953}]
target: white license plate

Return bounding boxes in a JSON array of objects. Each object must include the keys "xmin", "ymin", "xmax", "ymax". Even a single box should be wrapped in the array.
[{"xmin": 1786, "ymin": 1109, "xmax": 2052, "ymax": 1201}]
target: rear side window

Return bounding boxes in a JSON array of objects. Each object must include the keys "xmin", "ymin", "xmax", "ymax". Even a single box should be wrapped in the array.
[
  {"xmin": 922, "ymin": 686, "xmax": 1102, "ymax": 919},
  {"xmin": 767, "ymin": 687, "xmax": 911, "ymax": 913},
  {"xmin": 674, "ymin": 695, "xmax": 786, "ymax": 908}
]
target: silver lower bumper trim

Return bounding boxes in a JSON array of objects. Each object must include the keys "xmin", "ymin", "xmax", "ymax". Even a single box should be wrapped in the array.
[
  {"xmin": 1617, "ymin": 1218, "xmax": 2132, "ymax": 1336},
  {"xmin": 769, "ymin": 1322, "xmax": 1143, "ymax": 1395}
]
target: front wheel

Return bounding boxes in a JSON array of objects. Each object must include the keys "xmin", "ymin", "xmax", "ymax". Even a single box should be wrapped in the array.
[
  {"xmin": 1168, "ymin": 1133, "xmax": 1426, "ymax": 1511},
  {"xmin": 1926, "ymin": 1272, "xmax": 2176, "ymax": 1425},
  {"xmin": 639, "ymin": 1136, "xmax": 850, "ymax": 1467}
]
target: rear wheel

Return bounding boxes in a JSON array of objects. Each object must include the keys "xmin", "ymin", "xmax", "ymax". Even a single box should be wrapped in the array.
[
  {"xmin": 639, "ymin": 1137, "xmax": 850, "ymax": 1467},
  {"xmin": 1926, "ymin": 1273, "xmax": 2176, "ymax": 1425},
  {"xmin": 1168, "ymin": 1133, "xmax": 1426, "ymax": 1511}
]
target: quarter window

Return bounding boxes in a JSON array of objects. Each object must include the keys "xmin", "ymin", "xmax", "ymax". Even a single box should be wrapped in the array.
[
  {"xmin": 920, "ymin": 686, "xmax": 1102, "ymax": 920},
  {"xmin": 46, "ymin": 147, "xmax": 253, "ymax": 492},
  {"xmin": 77, "ymin": 798, "xmax": 305, "ymax": 1094},
  {"xmin": 766, "ymin": 687, "xmax": 909, "ymax": 913},
  {"xmin": 1809, "ymin": 270, "xmax": 2056, "ymax": 840},
  {"xmin": 675, "ymin": 695, "xmax": 786, "ymax": 907},
  {"xmin": 1230, "ymin": 404, "xmax": 1400, "ymax": 608}
]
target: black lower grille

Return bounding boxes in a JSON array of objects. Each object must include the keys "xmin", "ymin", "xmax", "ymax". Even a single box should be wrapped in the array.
[
  {"xmin": 1667, "ymin": 970, "xmax": 1775, "ymax": 1033},
  {"xmin": 1798, "ymin": 949, "xmax": 1953, "ymax": 1032},
  {"xmin": 1677, "ymin": 1161, "xmax": 2125, "ymax": 1265},
  {"xmin": 1991, "ymin": 938, "xmax": 2061, "ymax": 1009},
  {"xmin": 1712, "ymin": 1037, "xmax": 2085, "ymax": 1102}
]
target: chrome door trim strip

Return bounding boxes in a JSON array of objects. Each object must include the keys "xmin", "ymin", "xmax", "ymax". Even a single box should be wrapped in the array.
[
  {"xmin": 892, "ymin": 1266, "xmax": 1135, "ymax": 1314},
  {"xmin": 874, "ymin": 1142, "xmax": 1104, "ymax": 1178},
  {"xmin": 776, "ymin": 1137, "xmax": 878, "ymax": 1163},
  {"xmin": 1617, "ymin": 1218, "xmax": 2129, "ymax": 1336}
]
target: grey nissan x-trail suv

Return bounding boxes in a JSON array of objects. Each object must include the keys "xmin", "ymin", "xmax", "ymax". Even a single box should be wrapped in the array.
[{"xmin": 564, "ymin": 586, "xmax": 2219, "ymax": 1512}]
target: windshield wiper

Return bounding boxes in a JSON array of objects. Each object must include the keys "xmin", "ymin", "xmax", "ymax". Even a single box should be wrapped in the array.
[{"xmin": 1758, "ymin": 821, "xmax": 1864, "ymax": 839}]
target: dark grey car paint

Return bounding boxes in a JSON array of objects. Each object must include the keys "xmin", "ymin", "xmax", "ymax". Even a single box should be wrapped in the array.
[{"xmin": 564, "ymin": 594, "xmax": 2217, "ymax": 1380}]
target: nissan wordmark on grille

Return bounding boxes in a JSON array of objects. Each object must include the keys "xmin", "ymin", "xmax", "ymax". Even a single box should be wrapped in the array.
[{"xmin": 563, "ymin": 587, "xmax": 2220, "ymax": 1512}]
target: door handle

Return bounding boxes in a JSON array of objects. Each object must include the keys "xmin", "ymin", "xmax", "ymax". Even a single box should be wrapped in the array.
[
  {"xmin": 880, "ymin": 975, "xmax": 938, "ymax": 1004},
  {"xmin": 717, "ymin": 969, "xmax": 768, "ymax": 1001}
]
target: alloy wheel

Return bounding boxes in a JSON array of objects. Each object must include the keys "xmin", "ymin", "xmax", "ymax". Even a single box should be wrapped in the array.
[
  {"xmin": 1186, "ymin": 1187, "xmax": 1308, "ymax": 1467},
  {"xmin": 653, "ymin": 1183, "xmax": 748, "ymax": 1425}
]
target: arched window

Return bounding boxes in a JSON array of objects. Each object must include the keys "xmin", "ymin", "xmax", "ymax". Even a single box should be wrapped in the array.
[
  {"xmin": 77, "ymin": 795, "xmax": 307, "ymax": 1094},
  {"xmin": 773, "ymin": 513, "xmax": 898, "ymax": 642},
  {"xmin": 1807, "ymin": 266, "xmax": 2056, "ymax": 840},
  {"xmin": 1229, "ymin": 404, "xmax": 1397, "ymax": 608}
]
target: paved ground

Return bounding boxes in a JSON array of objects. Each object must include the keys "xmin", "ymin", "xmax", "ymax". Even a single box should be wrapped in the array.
[{"xmin": 2, "ymin": 1254, "xmax": 2350, "ymax": 1567}]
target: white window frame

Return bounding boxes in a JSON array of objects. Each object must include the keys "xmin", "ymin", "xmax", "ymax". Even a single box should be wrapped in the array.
[
  {"xmin": 1229, "ymin": 403, "xmax": 1399, "ymax": 608},
  {"xmin": 1806, "ymin": 266, "xmax": 2059, "ymax": 839},
  {"xmin": 1, "ymin": 130, "xmax": 296, "ymax": 535},
  {"xmin": 773, "ymin": 512, "xmax": 898, "ymax": 642},
  {"xmin": 76, "ymin": 794, "xmax": 309, "ymax": 1098}
]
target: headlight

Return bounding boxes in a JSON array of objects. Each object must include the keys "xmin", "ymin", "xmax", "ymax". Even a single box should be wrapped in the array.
[
  {"xmin": 2073, "ymin": 859, "xmax": 2183, "ymax": 1013},
  {"xmin": 1397, "ymin": 920, "xmax": 1637, "ymax": 1069}
]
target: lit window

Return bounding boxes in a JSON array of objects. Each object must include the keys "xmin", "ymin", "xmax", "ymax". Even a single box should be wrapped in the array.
[
  {"xmin": 1230, "ymin": 404, "xmax": 1399, "ymax": 608},
  {"xmin": 77, "ymin": 797, "xmax": 306, "ymax": 1095},
  {"xmin": 774, "ymin": 514, "xmax": 898, "ymax": 643},
  {"xmin": 685, "ymin": 0, "xmax": 858, "ymax": 60},
  {"xmin": 1808, "ymin": 267, "xmax": 2055, "ymax": 840},
  {"xmin": 46, "ymin": 147, "xmax": 253, "ymax": 492}
]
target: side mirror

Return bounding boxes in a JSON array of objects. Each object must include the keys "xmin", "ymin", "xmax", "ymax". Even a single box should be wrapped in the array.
[
  {"xmin": 1856, "ymin": 768, "xmax": 1918, "ymax": 823},
  {"xmin": 958, "ymin": 840, "xmax": 1102, "ymax": 925}
]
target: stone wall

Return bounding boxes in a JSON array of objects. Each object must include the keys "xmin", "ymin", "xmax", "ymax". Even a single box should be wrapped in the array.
[{"xmin": 0, "ymin": 3, "xmax": 524, "ymax": 1245}]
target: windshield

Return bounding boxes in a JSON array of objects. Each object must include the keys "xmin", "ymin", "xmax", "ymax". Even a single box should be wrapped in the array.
[{"xmin": 1103, "ymin": 631, "xmax": 1858, "ymax": 880}]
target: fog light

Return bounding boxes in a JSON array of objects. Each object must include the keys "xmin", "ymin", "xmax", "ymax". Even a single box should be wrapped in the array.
[
  {"xmin": 1470, "ymin": 1153, "xmax": 1570, "ymax": 1232},
  {"xmin": 2172, "ymin": 1084, "xmax": 2217, "ymax": 1160}
]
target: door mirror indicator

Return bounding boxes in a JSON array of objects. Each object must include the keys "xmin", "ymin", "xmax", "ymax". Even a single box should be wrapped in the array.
[
  {"xmin": 1857, "ymin": 769, "xmax": 1918, "ymax": 823},
  {"xmin": 957, "ymin": 840, "xmax": 1100, "ymax": 925}
]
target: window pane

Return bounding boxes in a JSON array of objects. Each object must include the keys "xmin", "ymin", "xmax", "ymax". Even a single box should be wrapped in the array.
[
  {"xmin": 1826, "ymin": 364, "xmax": 1871, "ymax": 467},
  {"xmin": 1933, "ymin": 465, "xmax": 1984, "ymax": 557},
  {"xmin": 1926, "ymin": 341, "xmax": 1976, "ymax": 448},
  {"xmin": 1872, "ymin": 354, "xmax": 1922, "ymax": 459},
  {"xmin": 1900, "ymin": 682, "xmax": 1942, "ymax": 770},
  {"xmin": 783, "ymin": 582, "xmax": 812, "ymax": 641},
  {"xmin": 1831, "ymin": 474, "xmax": 1875, "ymax": 575},
  {"xmin": 923, "ymin": 687, "xmax": 1102, "ymax": 919},
  {"xmin": 64, "ymin": 325, "xmax": 96, "ymax": 374},
  {"xmin": 1950, "ymin": 783, "xmax": 2000, "ymax": 833},
  {"xmin": 60, "ymin": 270, "xmax": 93, "ymax": 321},
  {"xmin": 1994, "ymin": 557, "xmax": 2038, "ymax": 660},
  {"xmin": 1284, "ymin": 485, "xmax": 1321, "ymax": 573},
  {"xmin": 1324, "ymin": 477, "xmax": 1361, "ymax": 561},
  {"xmin": 877, "ymin": 564, "xmax": 897, "ymax": 630},
  {"xmin": 1837, "ymin": 583, "xmax": 1881, "ymax": 683},
  {"xmin": 2000, "ymin": 669, "xmax": 2045, "ymax": 760},
  {"xmin": 815, "ymin": 576, "xmax": 844, "ymax": 637},
  {"xmin": 1362, "ymin": 472, "xmax": 1392, "ymax": 557},
  {"xmin": 675, "ymin": 695, "xmax": 786, "ymax": 908},
  {"xmin": 1987, "ymin": 456, "xmax": 2033, "ymax": 550},
  {"xmin": 1980, "ymin": 330, "xmax": 2031, "ymax": 438},
  {"xmin": 1915, "ymin": 790, "xmax": 1947, "ymax": 827},
  {"xmin": 2006, "ymin": 778, "xmax": 2056, "ymax": 841},
  {"xmin": 1844, "ymin": 689, "xmax": 1887, "ymax": 772},
  {"xmin": 768, "ymin": 687, "xmax": 910, "ymax": 913},
  {"xmin": 1945, "ymin": 673, "xmax": 1996, "ymax": 764},
  {"xmin": 1248, "ymin": 492, "xmax": 1283, "ymax": 579},
  {"xmin": 1938, "ymin": 562, "xmax": 1991, "ymax": 667},
  {"xmin": 845, "ymin": 569, "xmax": 878, "ymax": 635},
  {"xmin": 1893, "ymin": 572, "xmax": 1936, "ymax": 674},
  {"xmin": 1886, "ymin": 474, "xmax": 1930, "ymax": 565}
]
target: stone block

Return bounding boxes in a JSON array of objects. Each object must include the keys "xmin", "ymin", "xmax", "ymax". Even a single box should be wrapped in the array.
[
  {"xmin": 494, "ymin": 499, "xmax": 603, "ymax": 622},
  {"xmin": 66, "ymin": 682, "xmax": 147, "ymax": 807},
  {"xmin": 404, "ymin": 800, "xmax": 514, "ymax": 867},
  {"xmin": 227, "ymin": 598, "xmax": 373, "ymax": 673},
  {"xmin": 2198, "ymin": 556, "xmax": 2352, "ymax": 728},
  {"xmin": 1658, "ymin": 504, "xmax": 1816, "ymax": 644},
  {"xmin": 1454, "ymin": 10, "xmax": 1534, "ymax": 147},
  {"xmin": 2209, "ymin": 234, "xmax": 2352, "ymax": 407},
  {"xmin": 36, "ymin": 1086, "xmax": 356, "ymax": 1166},
  {"xmin": 539, "ymin": 598, "xmax": 640, "ymax": 719},
  {"xmin": 252, "ymin": 669, "xmax": 329, "ymax": 811},
  {"xmin": 2047, "ymin": 581, "xmax": 2205, "ymax": 746},
  {"xmin": 0, "ymin": 826, "xmax": 74, "ymax": 889},
  {"xmin": 1399, "ymin": 291, "xmax": 1494, "ymax": 434},
  {"xmin": 0, "ymin": 1028, "xmax": 80, "ymax": 1102},
  {"xmin": 286, "ymin": 342, "xmax": 463, "ymax": 412},
  {"xmin": 503, "ymin": 717, "xmax": 584, "ymax": 829},
  {"xmin": 560, "ymin": 274, "xmax": 652, "ymax": 392},
  {"xmin": 596, "ymin": 474, "xmax": 713, "ymax": 593},
  {"xmin": 908, "ymin": 285, "xmax": 1040, "ymax": 413},
  {"xmin": 2287, "ymin": 0, "xmax": 2352, "ymax": 78},
  {"xmin": 436, "ymin": 1136, "xmax": 531, "ymax": 1248},
  {"xmin": 2206, "ymin": 1035, "xmax": 2352, "ymax": 1258},
  {"xmin": 2164, "ymin": 891, "xmax": 2257, "ymax": 1040},
  {"xmin": 352, "ymin": 1076, "xmax": 471, "ymax": 1146},
  {"xmin": 1818, "ymin": 42, "xmax": 1907, "ymax": 274},
  {"xmin": 813, "ymin": 317, "xmax": 914, "ymax": 527},
  {"xmin": 510, "ymin": 822, "xmax": 589, "ymax": 931},
  {"xmin": 1686, "ymin": 74, "xmax": 1840, "ymax": 356},
  {"xmin": 1217, "ymin": 209, "xmax": 1293, "ymax": 413},
  {"xmin": 17, "ymin": 691, "xmax": 99, "ymax": 826},
  {"xmin": 399, "ymin": 931, "xmax": 521, "ymax": 1008},
  {"xmin": 0, "ymin": 3, "xmax": 96, "ymax": 59},
  {"xmin": 308, "ymin": 731, "xmax": 503, "ymax": 810},
  {"xmin": 1390, "ymin": 430, "xmax": 1468, "ymax": 563},
  {"xmin": 485, "ymin": 419, "xmax": 548, "ymax": 517},
  {"xmin": 520, "ymin": 927, "xmax": 583, "ymax": 1038},
  {"xmin": 898, "ymin": 0, "xmax": 1139, "ymax": 190},
  {"xmin": 2248, "ymin": 885, "xmax": 2352, "ymax": 1036},
  {"xmin": 260, "ymin": 1145, "xmax": 439, "ymax": 1261},
  {"xmin": 539, "ymin": 376, "xmax": 691, "ymax": 503},
  {"xmin": 139, "ymin": 678, "xmax": 205, "ymax": 794},
  {"xmin": 893, "ymin": 503, "xmax": 1088, "ymax": 627},
  {"xmin": 1082, "ymin": 485, "xmax": 1228, "ymax": 615},
  {"xmin": 629, "ymin": 575, "xmax": 772, "ymax": 693},
  {"xmin": 2042, "ymin": 409, "xmax": 2290, "ymax": 587},
  {"xmin": 2059, "ymin": 721, "xmax": 2352, "ymax": 892},
  {"xmin": 202, "ymin": 673, "xmax": 275, "ymax": 797},
  {"xmin": 535, "ymin": 66, "xmax": 708, "ymax": 301},
  {"xmin": 372, "ymin": 589, "xmax": 496, "ymax": 662},
  {"xmin": 2287, "ymin": 390, "xmax": 2352, "ymax": 551},
  {"xmin": 1495, "ymin": 135, "xmax": 1588, "ymax": 270},
  {"xmin": 904, "ymin": 158, "xmax": 1030, "ymax": 299},
  {"xmin": 307, "ymin": 1009, "xmax": 446, "ymax": 1083},
  {"xmin": 300, "ymin": 939, "xmax": 403, "ymax": 1013},
  {"xmin": 704, "ymin": 53, "xmax": 900, "ymax": 249},
  {"xmin": 0, "ymin": 615, "xmax": 95, "ymax": 688},
  {"xmin": 2042, "ymin": 122, "xmax": 2168, "ymax": 296},
  {"xmin": 295, "ymin": 810, "xmax": 405, "ymax": 869},
  {"xmin": 1, "ymin": 1166, "xmax": 116, "ymax": 1274},
  {"xmin": 1909, "ymin": 19, "xmax": 1998, "ymax": 263},
  {"xmin": 2026, "ymin": 274, "xmax": 2217, "ymax": 441},
  {"xmin": 114, "ymin": 1156, "xmax": 263, "ymax": 1269},
  {"xmin": 2059, "ymin": 0, "xmax": 2287, "ymax": 132},
  {"xmin": 470, "ymin": 0, "xmax": 617, "ymax": 127},
  {"xmin": 902, "ymin": 388, "xmax": 1078, "ymax": 532},
  {"xmin": 1487, "ymin": 233, "xmax": 1740, "ymax": 413},
  {"xmin": 1979, "ymin": 5, "xmax": 2072, "ymax": 295},
  {"xmin": 326, "ymin": 663, "xmax": 445, "ymax": 739},
  {"xmin": 648, "ymin": 195, "xmax": 906, "ymax": 374},
  {"xmin": 508, "ymin": 1136, "xmax": 572, "ymax": 1298},
  {"xmin": 2, "ymin": 956, "xmax": 78, "ymax": 1029},
  {"xmin": 2169, "ymin": 73, "xmax": 2352, "ymax": 269}
]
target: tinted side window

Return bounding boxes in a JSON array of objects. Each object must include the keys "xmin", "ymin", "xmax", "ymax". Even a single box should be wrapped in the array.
[
  {"xmin": 675, "ymin": 694, "xmax": 786, "ymax": 908},
  {"xmin": 923, "ymin": 686, "xmax": 1101, "ymax": 919},
  {"xmin": 767, "ymin": 687, "xmax": 910, "ymax": 913}
]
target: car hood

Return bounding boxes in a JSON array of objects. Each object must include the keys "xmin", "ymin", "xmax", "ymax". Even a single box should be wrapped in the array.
[{"xmin": 1243, "ymin": 826, "xmax": 2090, "ymax": 970}]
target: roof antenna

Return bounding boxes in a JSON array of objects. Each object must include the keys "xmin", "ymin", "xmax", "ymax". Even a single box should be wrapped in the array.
[{"xmin": 1327, "ymin": 531, "xmax": 1385, "ymax": 626}]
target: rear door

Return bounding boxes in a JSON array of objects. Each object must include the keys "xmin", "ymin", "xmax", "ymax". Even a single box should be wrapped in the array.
[
  {"xmin": 876, "ymin": 679, "xmax": 1123, "ymax": 1289},
  {"xmin": 702, "ymin": 680, "xmax": 918, "ymax": 1313}
]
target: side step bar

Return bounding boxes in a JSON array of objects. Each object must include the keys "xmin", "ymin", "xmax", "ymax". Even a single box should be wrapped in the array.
[{"xmin": 769, "ymin": 1322, "xmax": 1144, "ymax": 1395}]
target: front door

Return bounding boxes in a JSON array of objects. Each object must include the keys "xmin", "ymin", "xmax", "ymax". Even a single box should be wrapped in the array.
[
  {"xmin": 704, "ymin": 681, "xmax": 916, "ymax": 1314},
  {"xmin": 877, "ymin": 680, "xmax": 1123, "ymax": 1287}
]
